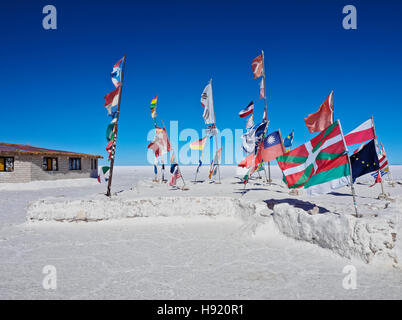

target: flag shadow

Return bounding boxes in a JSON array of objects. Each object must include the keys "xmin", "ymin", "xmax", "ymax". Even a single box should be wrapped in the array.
[{"xmin": 264, "ymin": 198, "xmax": 330, "ymax": 214}]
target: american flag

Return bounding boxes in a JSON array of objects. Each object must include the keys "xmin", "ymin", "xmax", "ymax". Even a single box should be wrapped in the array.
[
  {"xmin": 169, "ymin": 167, "xmax": 182, "ymax": 186},
  {"xmin": 371, "ymin": 143, "xmax": 389, "ymax": 180}
]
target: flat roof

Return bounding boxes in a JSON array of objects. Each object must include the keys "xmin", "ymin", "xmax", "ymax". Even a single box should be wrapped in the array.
[{"xmin": 0, "ymin": 142, "xmax": 103, "ymax": 159}]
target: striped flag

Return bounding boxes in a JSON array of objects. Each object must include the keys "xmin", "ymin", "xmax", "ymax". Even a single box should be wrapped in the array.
[
  {"xmin": 277, "ymin": 121, "xmax": 350, "ymax": 196},
  {"xmin": 169, "ymin": 167, "xmax": 182, "ymax": 187},
  {"xmin": 239, "ymin": 102, "xmax": 254, "ymax": 118},
  {"xmin": 189, "ymin": 136, "xmax": 207, "ymax": 150},
  {"xmin": 104, "ymin": 88, "xmax": 120, "ymax": 117},
  {"xmin": 344, "ymin": 119, "xmax": 375, "ymax": 146},
  {"xmin": 150, "ymin": 96, "xmax": 158, "ymax": 119}
]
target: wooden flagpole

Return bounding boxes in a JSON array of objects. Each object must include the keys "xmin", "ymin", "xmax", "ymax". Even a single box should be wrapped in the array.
[
  {"xmin": 261, "ymin": 50, "xmax": 271, "ymax": 183},
  {"xmin": 371, "ymin": 116, "xmax": 387, "ymax": 197},
  {"xmin": 106, "ymin": 54, "xmax": 126, "ymax": 197}
]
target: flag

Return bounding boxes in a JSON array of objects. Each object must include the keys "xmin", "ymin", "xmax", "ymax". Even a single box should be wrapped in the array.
[
  {"xmin": 97, "ymin": 166, "xmax": 110, "ymax": 183},
  {"xmin": 147, "ymin": 127, "xmax": 171, "ymax": 157},
  {"xmin": 189, "ymin": 136, "xmax": 207, "ymax": 150},
  {"xmin": 169, "ymin": 167, "xmax": 182, "ymax": 187},
  {"xmin": 209, "ymin": 147, "xmax": 222, "ymax": 179},
  {"xmin": 344, "ymin": 119, "xmax": 375, "ymax": 146},
  {"xmin": 251, "ymin": 54, "xmax": 263, "ymax": 79},
  {"xmin": 196, "ymin": 159, "xmax": 202, "ymax": 173},
  {"xmin": 371, "ymin": 169, "xmax": 389, "ymax": 180},
  {"xmin": 259, "ymin": 79, "xmax": 265, "ymax": 99},
  {"xmin": 201, "ymin": 80, "xmax": 216, "ymax": 125},
  {"xmin": 243, "ymin": 142, "xmax": 264, "ymax": 183},
  {"xmin": 350, "ymin": 139, "xmax": 380, "ymax": 182},
  {"xmin": 170, "ymin": 163, "xmax": 178, "ymax": 174},
  {"xmin": 378, "ymin": 143, "xmax": 390, "ymax": 172},
  {"xmin": 106, "ymin": 140, "xmax": 114, "ymax": 160},
  {"xmin": 150, "ymin": 96, "xmax": 158, "ymax": 119},
  {"xmin": 239, "ymin": 101, "xmax": 254, "ymax": 118},
  {"xmin": 277, "ymin": 121, "xmax": 350, "ymax": 196},
  {"xmin": 111, "ymin": 57, "xmax": 124, "ymax": 88},
  {"xmin": 304, "ymin": 91, "xmax": 334, "ymax": 133},
  {"xmin": 205, "ymin": 124, "xmax": 218, "ymax": 137},
  {"xmin": 170, "ymin": 152, "xmax": 177, "ymax": 173},
  {"xmin": 370, "ymin": 171, "xmax": 383, "ymax": 187},
  {"xmin": 104, "ymin": 88, "xmax": 120, "ymax": 117},
  {"xmin": 241, "ymin": 121, "xmax": 267, "ymax": 154},
  {"xmin": 246, "ymin": 114, "xmax": 254, "ymax": 130},
  {"xmin": 284, "ymin": 130, "xmax": 294, "ymax": 150},
  {"xmin": 106, "ymin": 118, "xmax": 117, "ymax": 141},
  {"xmin": 261, "ymin": 131, "xmax": 285, "ymax": 162},
  {"xmin": 238, "ymin": 153, "xmax": 255, "ymax": 168}
]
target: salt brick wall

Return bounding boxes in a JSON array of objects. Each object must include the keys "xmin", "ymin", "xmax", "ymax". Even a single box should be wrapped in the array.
[
  {"xmin": 0, "ymin": 155, "xmax": 97, "ymax": 183},
  {"xmin": 0, "ymin": 154, "xmax": 32, "ymax": 183},
  {"xmin": 30, "ymin": 156, "xmax": 95, "ymax": 181}
]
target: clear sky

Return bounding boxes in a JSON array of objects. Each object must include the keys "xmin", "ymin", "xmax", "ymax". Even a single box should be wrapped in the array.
[{"xmin": 1, "ymin": 0, "xmax": 402, "ymax": 165}]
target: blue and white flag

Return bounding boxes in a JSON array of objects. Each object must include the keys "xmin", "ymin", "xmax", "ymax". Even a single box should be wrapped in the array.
[
  {"xmin": 284, "ymin": 129, "xmax": 294, "ymax": 150},
  {"xmin": 241, "ymin": 121, "xmax": 267, "ymax": 154},
  {"xmin": 111, "ymin": 57, "xmax": 124, "ymax": 88}
]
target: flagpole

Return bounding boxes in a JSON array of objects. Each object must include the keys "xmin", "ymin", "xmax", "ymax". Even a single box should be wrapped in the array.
[
  {"xmin": 194, "ymin": 149, "xmax": 203, "ymax": 183},
  {"xmin": 106, "ymin": 54, "xmax": 126, "ymax": 197},
  {"xmin": 347, "ymin": 155, "xmax": 360, "ymax": 217},
  {"xmin": 210, "ymin": 78, "xmax": 221, "ymax": 184},
  {"xmin": 161, "ymin": 119, "xmax": 188, "ymax": 189},
  {"xmin": 371, "ymin": 116, "xmax": 387, "ymax": 198},
  {"xmin": 261, "ymin": 50, "xmax": 271, "ymax": 183}
]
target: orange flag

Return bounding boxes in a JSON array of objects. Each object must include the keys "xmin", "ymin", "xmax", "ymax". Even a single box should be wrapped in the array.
[
  {"xmin": 251, "ymin": 54, "xmax": 263, "ymax": 79},
  {"xmin": 304, "ymin": 91, "xmax": 333, "ymax": 133}
]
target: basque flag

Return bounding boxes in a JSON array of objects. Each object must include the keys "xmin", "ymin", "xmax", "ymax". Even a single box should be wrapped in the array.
[{"xmin": 239, "ymin": 101, "xmax": 254, "ymax": 118}]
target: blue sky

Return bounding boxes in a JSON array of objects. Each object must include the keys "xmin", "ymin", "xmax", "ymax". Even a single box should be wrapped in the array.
[{"xmin": 1, "ymin": 0, "xmax": 402, "ymax": 165}]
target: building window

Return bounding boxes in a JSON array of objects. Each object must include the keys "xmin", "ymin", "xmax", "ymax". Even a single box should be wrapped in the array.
[
  {"xmin": 91, "ymin": 158, "xmax": 98, "ymax": 170},
  {"xmin": 0, "ymin": 157, "xmax": 14, "ymax": 172},
  {"xmin": 69, "ymin": 158, "xmax": 81, "ymax": 170},
  {"xmin": 43, "ymin": 157, "xmax": 58, "ymax": 171}
]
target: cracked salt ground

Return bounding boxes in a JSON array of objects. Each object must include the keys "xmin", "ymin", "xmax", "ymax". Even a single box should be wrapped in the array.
[{"xmin": 0, "ymin": 166, "xmax": 402, "ymax": 299}]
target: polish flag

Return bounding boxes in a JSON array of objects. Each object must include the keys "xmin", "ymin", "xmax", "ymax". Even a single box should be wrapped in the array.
[{"xmin": 344, "ymin": 119, "xmax": 375, "ymax": 146}]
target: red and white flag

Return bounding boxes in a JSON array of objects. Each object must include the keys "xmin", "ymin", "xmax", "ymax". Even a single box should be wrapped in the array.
[
  {"xmin": 169, "ymin": 167, "xmax": 182, "ymax": 186},
  {"xmin": 104, "ymin": 87, "xmax": 120, "ymax": 116},
  {"xmin": 344, "ymin": 119, "xmax": 375, "ymax": 146},
  {"xmin": 304, "ymin": 91, "xmax": 334, "ymax": 133},
  {"xmin": 239, "ymin": 102, "xmax": 254, "ymax": 118},
  {"xmin": 251, "ymin": 54, "xmax": 263, "ymax": 79},
  {"xmin": 259, "ymin": 79, "xmax": 265, "ymax": 99},
  {"xmin": 106, "ymin": 140, "xmax": 114, "ymax": 160},
  {"xmin": 147, "ymin": 127, "xmax": 171, "ymax": 157}
]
